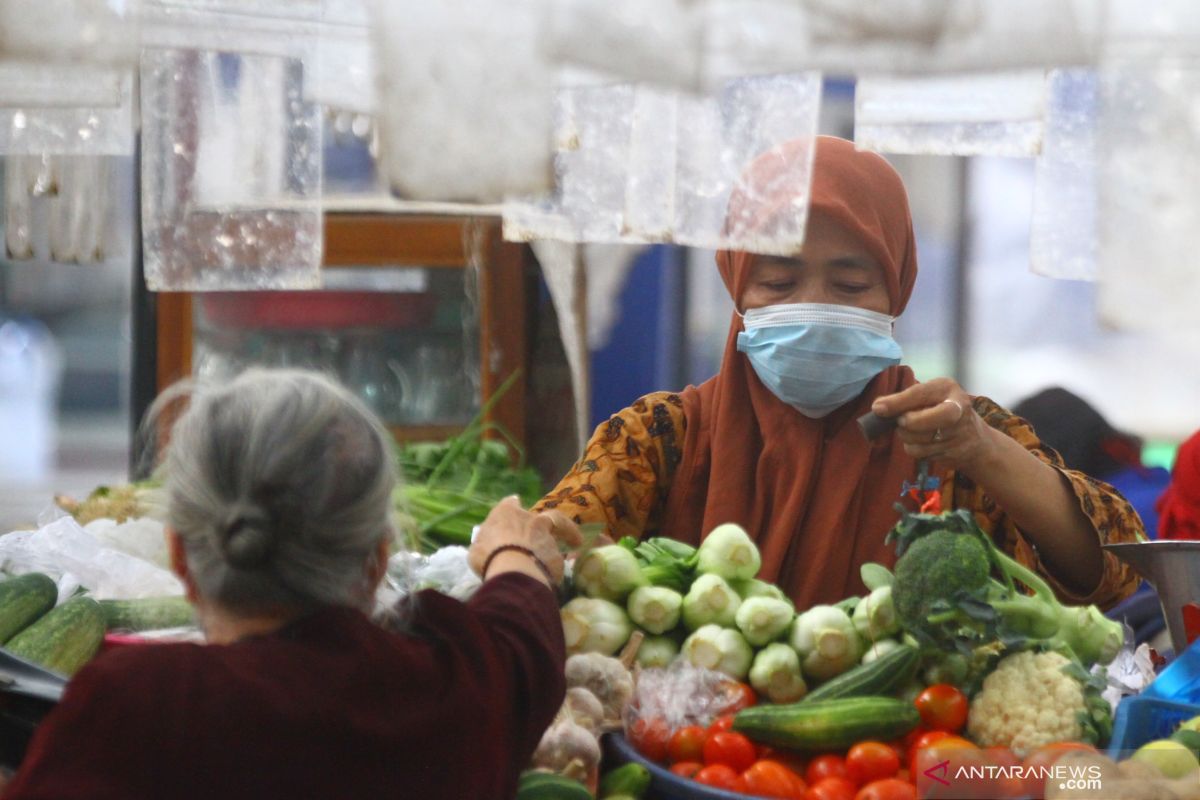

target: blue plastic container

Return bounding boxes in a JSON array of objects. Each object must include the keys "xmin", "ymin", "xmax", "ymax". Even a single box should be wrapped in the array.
[
  {"xmin": 1107, "ymin": 695, "xmax": 1200, "ymax": 759},
  {"xmin": 1143, "ymin": 638, "xmax": 1200, "ymax": 705}
]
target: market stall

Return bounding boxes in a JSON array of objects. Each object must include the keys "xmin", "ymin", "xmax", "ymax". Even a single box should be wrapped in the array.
[{"xmin": 3, "ymin": 1, "xmax": 1200, "ymax": 799}]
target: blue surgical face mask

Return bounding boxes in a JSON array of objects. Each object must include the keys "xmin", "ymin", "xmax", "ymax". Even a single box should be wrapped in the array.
[{"xmin": 736, "ymin": 303, "xmax": 902, "ymax": 418}]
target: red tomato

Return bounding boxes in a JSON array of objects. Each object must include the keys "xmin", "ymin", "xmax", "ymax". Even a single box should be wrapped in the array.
[
  {"xmin": 704, "ymin": 731, "xmax": 759, "ymax": 772},
  {"xmin": 854, "ymin": 777, "xmax": 918, "ymax": 800},
  {"xmin": 741, "ymin": 759, "xmax": 807, "ymax": 798},
  {"xmin": 670, "ymin": 761, "xmax": 704, "ymax": 779},
  {"xmin": 1021, "ymin": 742, "xmax": 1098, "ymax": 799},
  {"xmin": 759, "ymin": 748, "xmax": 809, "ymax": 778},
  {"xmin": 900, "ymin": 726, "xmax": 931, "ymax": 754},
  {"xmin": 805, "ymin": 754, "xmax": 849, "ymax": 785},
  {"xmin": 913, "ymin": 685, "xmax": 969, "ymax": 733},
  {"xmin": 668, "ymin": 725, "xmax": 707, "ymax": 765},
  {"xmin": 906, "ymin": 732, "xmax": 964, "ymax": 781},
  {"xmin": 695, "ymin": 763, "xmax": 746, "ymax": 792},
  {"xmin": 803, "ymin": 776, "xmax": 858, "ymax": 800},
  {"xmin": 717, "ymin": 680, "xmax": 759, "ymax": 714},
  {"xmin": 707, "ymin": 714, "xmax": 737, "ymax": 735},
  {"xmin": 628, "ymin": 717, "xmax": 671, "ymax": 763},
  {"xmin": 910, "ymin": 736, "xmax": 984, "ymax": 800},
  {"xmin": 845, "ymin": 742, "xmax": 901, "ymax": 786}
]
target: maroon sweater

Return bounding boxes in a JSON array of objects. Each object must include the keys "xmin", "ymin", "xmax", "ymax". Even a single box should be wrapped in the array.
[{"xmin": 4, "ymin": 574, "xmax": 565, "ymax": 799}]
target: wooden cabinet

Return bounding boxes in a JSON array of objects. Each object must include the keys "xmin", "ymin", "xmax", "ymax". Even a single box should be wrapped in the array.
[{"xmin": 149, "ymin": 214, "xmax": 535, "ymax": 448}]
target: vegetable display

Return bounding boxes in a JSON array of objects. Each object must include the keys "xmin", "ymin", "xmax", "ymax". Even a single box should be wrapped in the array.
[
  {"xmin": 6, "ymin": 596, "xmax": 106, "ymax": 677},
  {"xmin": 593, "ymin": 507, "xmax": 1163, "ymax": 799},
  {"xmin": 394, "ymin": 371, "xmax": 544, "ymax": 551}
]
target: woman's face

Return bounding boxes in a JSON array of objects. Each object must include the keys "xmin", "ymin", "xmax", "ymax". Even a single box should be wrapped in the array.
[{"xmin": 739, "ymin": 211, "xmax": 891, "ymax": 315}]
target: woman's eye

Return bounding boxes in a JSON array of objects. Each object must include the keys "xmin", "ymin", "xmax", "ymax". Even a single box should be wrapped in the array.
[
  {"xmin": 763, "ymin": 281, "xmax": 795, "ymax": 292},
  {"xmin": 836, "ymin": 283, "xmax": 870, "ymax": 294}
]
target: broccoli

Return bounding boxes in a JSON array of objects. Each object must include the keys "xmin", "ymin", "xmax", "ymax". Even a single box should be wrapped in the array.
[
  {"xmin": 890, "ymin": 509, "xmax": 1124, "ymax": 669},
  {"xmin": 893, "ymin": 530, "xmax": 991, "ymax": 631}
]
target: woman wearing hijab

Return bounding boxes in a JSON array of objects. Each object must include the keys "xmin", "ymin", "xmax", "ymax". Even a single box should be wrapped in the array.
[{"xmin": 536, "ymin": 136, "xmax": 1142, "ymax": 610}]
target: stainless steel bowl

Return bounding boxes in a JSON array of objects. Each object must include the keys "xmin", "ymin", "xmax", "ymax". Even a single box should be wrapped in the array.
[{"xmin": 1104, "ymin": 541, "xmax": 1200, "ymax": 653}]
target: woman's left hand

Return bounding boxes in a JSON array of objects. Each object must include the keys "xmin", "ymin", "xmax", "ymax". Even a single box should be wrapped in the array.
[{"xmin": 872, "ymin": 377, "xmax": 998, "ymax": 474}]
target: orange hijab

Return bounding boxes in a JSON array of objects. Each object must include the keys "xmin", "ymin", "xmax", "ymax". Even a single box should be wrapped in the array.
[{"xmin": 660, "ymin": 136, "xmax": 921, "ymax": 608}]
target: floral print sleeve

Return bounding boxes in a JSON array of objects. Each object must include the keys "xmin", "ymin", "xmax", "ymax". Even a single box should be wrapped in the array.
[
  {"xmin": 941, "ymin": 396, "xmax": 1143, "ymax": 610},
  {"xmin": 534, "ymin": 392, "xmax": 685, "ymax": 541}
]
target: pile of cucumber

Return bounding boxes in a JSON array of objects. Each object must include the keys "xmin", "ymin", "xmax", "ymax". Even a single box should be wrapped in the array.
[{"xmin": 0, "ymin": 572, "xmax": 194, "ymax": 677}]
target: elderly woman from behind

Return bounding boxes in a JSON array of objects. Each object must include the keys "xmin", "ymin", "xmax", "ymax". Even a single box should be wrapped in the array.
[{"xmin": 4, "ymin": 369, "xmax": 574, "ymax": 800}]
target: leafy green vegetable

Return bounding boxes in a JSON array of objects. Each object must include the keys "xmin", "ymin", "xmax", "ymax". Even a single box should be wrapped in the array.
[
  {"xmin": 393, "ymin": 371, "xmax": 544, "ymax": 551},
  {"xmin": 890, "ymin": 509, "xmax": 1124, "ymax": 674}
]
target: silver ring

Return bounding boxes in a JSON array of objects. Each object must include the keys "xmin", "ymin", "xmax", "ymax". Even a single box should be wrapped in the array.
[{"xmin": 932, "ymin": 429, "xmax": 943, "ymax": 442}]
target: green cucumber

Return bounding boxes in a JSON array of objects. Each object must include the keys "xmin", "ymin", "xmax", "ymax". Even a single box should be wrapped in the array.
[
  {"xmin": 733, "ymin": 696, "xmax": 920, "ymax": 751},
  {"xmin": 517, "ymin": 771, "xmax": 594, "ymax": 800},
  {"xmin": 100, "ymin": 596, "xmax": 195, "ymax": 632},
  {"xmin": 599, "ymin": 763, "xmax": 649, "ymax": 798},
  {"xmin": 0, "ymin": 573, "xmax": 57, "ymax": 644},
  {"xmin": 804, "ymin": 643, "xmax": 919, "ymax": 702},
  {"xmin": 5, "ymin": 596, "xmax": 106, "ymax": 676}
]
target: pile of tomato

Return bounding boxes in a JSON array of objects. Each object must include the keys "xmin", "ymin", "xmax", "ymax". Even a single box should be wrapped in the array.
[{"xmin": 625, "ymin": 682, "xmax": 1097, "ymax": 800}]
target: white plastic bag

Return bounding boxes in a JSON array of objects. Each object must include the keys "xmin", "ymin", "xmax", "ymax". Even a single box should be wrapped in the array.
[{"xmin": 0, "ymin": 515, "xmax": 183, "ymax": 601}]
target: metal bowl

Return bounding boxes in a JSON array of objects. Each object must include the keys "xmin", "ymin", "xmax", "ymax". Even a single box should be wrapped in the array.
[{"xmin": 1104, "ymin": 541, "xmax": 1200, "ymax": 654}]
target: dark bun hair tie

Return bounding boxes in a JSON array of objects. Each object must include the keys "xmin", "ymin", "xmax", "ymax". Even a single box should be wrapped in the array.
[{"xmin": 220, "ymin": 506, "xmax": 277, "ymax": 569}]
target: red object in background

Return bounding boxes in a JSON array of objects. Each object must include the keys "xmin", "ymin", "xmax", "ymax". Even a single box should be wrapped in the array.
[
  {"xmin": 1183, "ymin": 603, "xmax": 1200, "ymax": 644},
  {"xmin": 101, "ymin": 633, "xmax": 153, "ymax": 651},
  {"xmin": 201, "ymin": 291, "xmax": 439, "ymax": 331},
  {"xmin": 1158, "ymin": 428, "xmax": 1200, "ymax": 540}
]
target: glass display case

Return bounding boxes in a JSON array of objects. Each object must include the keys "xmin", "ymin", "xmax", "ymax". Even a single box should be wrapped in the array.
[{"xmin": 139, "ymin": 213, "xmax": 535, "ymax": 448}]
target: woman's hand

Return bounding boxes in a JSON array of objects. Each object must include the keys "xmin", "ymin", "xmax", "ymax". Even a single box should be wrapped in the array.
[
  {"xmin": 872, "ymin": 377, "xmax": 999, "ymax": 476},
  {"xmin": 468, "ymin": 496, "xmax": 570, "ymax": 586},
  {"xmin": 875, "ymin": 378, "xmax": 1104, "ymax": 596}
]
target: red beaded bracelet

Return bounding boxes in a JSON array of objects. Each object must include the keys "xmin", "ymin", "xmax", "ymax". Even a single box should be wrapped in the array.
[{"xmin": 481, "ymin": 544, "xmax": 556, "ymax": 584}]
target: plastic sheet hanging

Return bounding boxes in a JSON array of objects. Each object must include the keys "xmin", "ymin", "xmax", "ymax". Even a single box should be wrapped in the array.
[
  {"xmin": 0, "ymin": 73, "xmax": 134, "ymax": 157},
  {"xmin": 367, "ymin": 0, "xmax": 555, "ymax": 204},
  {"xmin": 504, "ymin": 72, "xmax": 823, "ymax": 255},
  {"xmin": 139, "ymin": 49, "xmax": 323, "ymax": 291},
  {"xmin": 854, "ymin": 70, "xmax": 1048, "ymax": 157},
  {"xmin": 1030, "ymin": 69, "xmax": 1099, "ymax": 280},
  {"xmin": 1096, "ymin": 56, "xmax": 1200, "ymax": 332}
]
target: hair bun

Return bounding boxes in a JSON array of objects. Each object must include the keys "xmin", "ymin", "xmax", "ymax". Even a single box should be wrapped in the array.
[{"xmin": 220, "ymin": 505, "xmax": 277, "ymax": 569}]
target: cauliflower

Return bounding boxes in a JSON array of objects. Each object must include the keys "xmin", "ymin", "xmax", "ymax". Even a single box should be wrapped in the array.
[{"xmin": 967, "ymin": 650, "xmax": 1087, "ymax": 756}]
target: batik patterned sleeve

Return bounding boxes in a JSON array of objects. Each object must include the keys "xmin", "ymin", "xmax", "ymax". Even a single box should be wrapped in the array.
[
  {"xmin": 942, "ymin": 396, "xmax": 1143, "ymax": 610},
  {"xmin": 534, "ymin": 392, "xmax": 686, "ymax": 541}
]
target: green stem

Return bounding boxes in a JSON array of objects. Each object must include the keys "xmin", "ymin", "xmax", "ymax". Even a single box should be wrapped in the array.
[{"xmin": 427, "ymin": 369, "xmax": 522, "ymax": 487}]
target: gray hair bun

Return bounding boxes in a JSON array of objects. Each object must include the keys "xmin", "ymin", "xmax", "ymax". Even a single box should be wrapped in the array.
[{"xmin": 220, "ymin": 505, "xmax": 277, "ymax": 569}]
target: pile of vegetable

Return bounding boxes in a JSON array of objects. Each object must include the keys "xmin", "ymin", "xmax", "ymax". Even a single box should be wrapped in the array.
[
  {"xmin": 56, "ymin": 480, "xmax": 158, "ymax": 525},
  {"xmin": 394, "ymin": 373, "xmax": 543, "ymax": 552},
  {"xmin": 569, "ymin": 508, "xmax": 1141, "ymax": 799},
  {"xmin": 0, "ymin": 573, "xmax": 195, "ymax": 677}
]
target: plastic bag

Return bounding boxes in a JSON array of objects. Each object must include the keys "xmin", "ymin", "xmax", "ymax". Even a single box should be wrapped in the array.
[
  {"xmin": 82, "ymin": 517, "xmax": 170, "ymax": 569},
  {"xmin": 623, "ymin": 660, "xmax": 749, "ymax": 734},
  {"xmin": 385, "ymin": 546, "xmax": 481, "ymax": 603},
  {"xmin": 0, "ymin": 515, "xmax": 184, "ymax": 601},
  {"xmin": 1099, "ymin": 639, "xmax": 1159, "ymax": 713}
]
